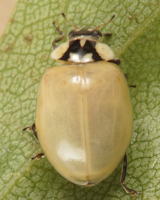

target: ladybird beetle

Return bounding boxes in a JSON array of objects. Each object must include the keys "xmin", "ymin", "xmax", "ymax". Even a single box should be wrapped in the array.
[{"xmin": 23, "ymin": 13, "xmax": 140, "ymax": 196}]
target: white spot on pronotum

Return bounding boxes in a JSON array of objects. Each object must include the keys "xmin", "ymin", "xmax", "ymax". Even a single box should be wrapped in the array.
[
  {"xmin": 95, "ymin": 42, "xmax": 115, "ymax": 61},
  {"xmin": 51, "ymin": 42, "xmax": 69, "ymax": 60},
  {"xmin": 68, "ymin": 53, "xmax": 93, "ymax": 63}
]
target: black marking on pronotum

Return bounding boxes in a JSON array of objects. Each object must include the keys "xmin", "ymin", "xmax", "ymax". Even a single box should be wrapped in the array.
[{"xmin": 60, "ymin": 40, "xmax": 103, "ymax": 61}]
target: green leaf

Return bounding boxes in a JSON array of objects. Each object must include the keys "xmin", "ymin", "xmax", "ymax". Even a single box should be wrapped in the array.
[{"xmin": 0, "ymin": 0, "xmax": 160, "ymax": 199}]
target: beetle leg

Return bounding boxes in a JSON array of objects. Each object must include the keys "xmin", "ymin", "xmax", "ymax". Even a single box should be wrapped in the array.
[
  {"xmin": 129, "ymin": 84, "xmax": 136, "ymax": 88},
  {"xmin": 123, "ymin": 73, "xmax": 128, "ymax": 80},
  {"xmin": 52, "ymin": 21, "xmax": 65, "ymax": 48},
  {"xmin": 123, "ymin": 73, "xmax": 136, "ymax": 88},
  {"xmin": 102, "ymin": 33, "xmax": 112, "ymax": 37},
  {"xmin": 22, "ymin": 123, "xmax": 38, "ymax": 140},
  {"xmin": 108, "ymin": 58, "xmax": 120, "ymax": 65},
  {"xmin": 121, "ymin": 154, "xmax": 140, "ymax": 196},
  {"xmin": 31, "ymin": 153, "xmax": 45, "ymax": 160},
  {"xmin": 23, "ymin": 124, "xmax": 45, "ymax": 160}
]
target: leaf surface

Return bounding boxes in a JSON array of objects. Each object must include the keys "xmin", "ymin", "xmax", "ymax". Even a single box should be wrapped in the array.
[{"xmin": 0, "ymin": 0, "xmax": 160, "ymax": 199}]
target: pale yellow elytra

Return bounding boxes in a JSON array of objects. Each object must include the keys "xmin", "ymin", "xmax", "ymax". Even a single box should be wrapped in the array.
[{"xmin": 36, "ymin": 61, "xmax": 132, "ymax": 185}]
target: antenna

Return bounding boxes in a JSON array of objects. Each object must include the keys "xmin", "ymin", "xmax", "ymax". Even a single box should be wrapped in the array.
[
  {"xmin": 61, "ymin": 12, "xmax": 78, "ymax": 30},
  {"xmin": 95, "ymin": 15, "xmax": 115, "ymax": 30}
]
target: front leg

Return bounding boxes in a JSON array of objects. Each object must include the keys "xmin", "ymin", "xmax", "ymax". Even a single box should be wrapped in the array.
[
  {"xmin": 52, "ymin": 21, "xmax": 65, "ymax": 48},
  {"xmin": 102, "ymin": 33, "xmax": 112, "ymax": 37}
]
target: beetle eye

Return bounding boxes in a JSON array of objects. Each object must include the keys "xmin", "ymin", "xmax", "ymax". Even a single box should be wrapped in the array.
[
  {"xmin": 92, "ymin": 30, "xmax": 98, "ymax": 35},
  {"xmin": 92, "ymin": 30, "xmax": 102, "ymax": 38},
  {"xmin": 68, "ymin": 30, "xmax": 75, "ymax": 38}
]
